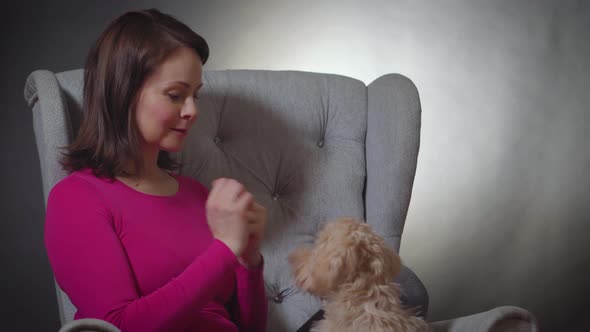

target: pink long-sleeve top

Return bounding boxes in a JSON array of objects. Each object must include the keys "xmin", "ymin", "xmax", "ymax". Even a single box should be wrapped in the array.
[{"xmin": 44, "ymin": 169, "xmax": 268, "ymax": 332}]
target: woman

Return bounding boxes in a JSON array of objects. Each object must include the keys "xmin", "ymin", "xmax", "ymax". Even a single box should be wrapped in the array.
[{"xmin": 45, "ymin": 8, "xmax": 268, "ymax": 332}]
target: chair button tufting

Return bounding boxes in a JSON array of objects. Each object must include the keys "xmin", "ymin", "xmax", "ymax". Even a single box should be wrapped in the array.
[
  {"xmin": 272, "ymin": 193, "xmax": 280, "ymax": 200},
  {"xmin": 273, "ymin": 294, "xmax": 283, "ymax": 303},
  {"xmin": 317, "ymin": 140, "xmax": 324, "ymax": 148},
  {"xmin": 213, "ymin": 136, "xmax": 221, "ymax": 144},
  {"xmin": 271, "ymin": 287, "xmax": 295, "ymax": 304}
]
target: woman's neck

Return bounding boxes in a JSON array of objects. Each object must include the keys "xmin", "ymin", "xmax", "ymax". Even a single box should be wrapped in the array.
[
  {"xmin": 118, "ymin": 148, "xmax": 169, "ymax": 182},
  {"xmin": 116, "ymin": 157, "xmax": 178, "ymax": 196}
]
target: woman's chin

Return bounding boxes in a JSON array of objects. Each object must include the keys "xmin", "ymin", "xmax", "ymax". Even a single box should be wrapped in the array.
[{"xmin": 159, "ymin": 142, "xmax": 184, "ymax": 153}]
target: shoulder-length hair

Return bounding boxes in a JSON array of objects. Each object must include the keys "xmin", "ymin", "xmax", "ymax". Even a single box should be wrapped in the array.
[{"xmin": 61, "ymin": 8, "xmax": 209, "ymax": 179}]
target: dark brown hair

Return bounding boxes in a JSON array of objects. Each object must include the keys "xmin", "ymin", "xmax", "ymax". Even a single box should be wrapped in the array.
[{"xmin": 61, "ymin": 8, "xmax": 209, "ymax": 179}]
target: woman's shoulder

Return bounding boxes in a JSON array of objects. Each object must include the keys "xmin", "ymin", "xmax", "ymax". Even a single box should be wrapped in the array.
[
  {"xmin": 49, "ymin": 169, "xmax": 115, "ymax": 202},
  {"xmin": 175, "ymin": 173, "xmax": 210, "ymax": 198}
]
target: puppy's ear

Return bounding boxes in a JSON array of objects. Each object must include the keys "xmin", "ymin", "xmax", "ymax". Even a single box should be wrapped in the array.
[
  {"xmin": 327, "ymin": 248, "xmax": 346, "ymax": 278},
  {"xmin": 368, "ymin": 242, "xmax": 402, "ymax": 283},
  {"xmin": 310, "ymin": 245, "xmax": 352, "ymax": 295},
  {"xmin": 289, "ymin": 246, "xmax": 314, "ymax": 291}
]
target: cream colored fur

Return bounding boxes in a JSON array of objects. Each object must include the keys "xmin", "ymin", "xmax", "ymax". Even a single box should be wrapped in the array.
[{"xmin": 289, "ymin": 217, "xmax": 430, "ymax": 332}]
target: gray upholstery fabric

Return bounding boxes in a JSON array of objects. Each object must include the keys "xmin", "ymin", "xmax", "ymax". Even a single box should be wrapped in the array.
[
  {"xmin": 176, "ymin": 70, "xmax": 368, "ymax": 330},
  {"xmin": 366, "ymin": 74, "xmax": 421, "ymax": 253},
  {"xmin": 430, "ymin": 306, "xmax": 538, "ymax": 332},
  {"xmin": 24, "ymin": 70, "xmax": 77, "ymax": 325},
  {"xmin": 24, "ymin": 69, "xmax": 536, "ymax": 332},
  {"xmin": 58, "ymin": 319, "xmax": 121, "ymax": 332},
  {"xmin": 395, "ymin": 264, "xmax": 430, "ymax": 318}
]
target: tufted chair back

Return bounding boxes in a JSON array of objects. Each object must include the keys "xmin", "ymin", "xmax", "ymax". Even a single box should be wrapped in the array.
[{"xmin": 25, "ymin": 69, "xmax": 426, "ymax": 332}]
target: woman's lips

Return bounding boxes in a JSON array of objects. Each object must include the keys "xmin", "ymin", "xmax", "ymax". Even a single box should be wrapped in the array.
[{"xmin": 171, "ymin": 128, "xmax": 187, "ymax": 135}]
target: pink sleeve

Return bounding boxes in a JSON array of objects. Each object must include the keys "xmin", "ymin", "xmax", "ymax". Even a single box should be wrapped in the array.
[
  {"xmin": 191, "ymin": 177, "xmax": 268, "ymax": 331},
  {"xmin": 229, "ymin": 258, "xmax": 268, "ymax": 332},
  {"xmin": 45, "ymin": 177, "xmax": 238, "ymax": 332}
]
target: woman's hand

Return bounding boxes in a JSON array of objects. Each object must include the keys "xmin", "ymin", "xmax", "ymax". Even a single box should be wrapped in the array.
[
  {"xmin": 205, "ymin": 178, "xmax": 253, "ymax": 257},
  {"xmin": 239, "ymin": 201, "xmax": 267, "ymax": 268}
]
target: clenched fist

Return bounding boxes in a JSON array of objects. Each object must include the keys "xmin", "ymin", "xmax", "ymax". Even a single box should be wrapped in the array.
[
  {"xmin": 206, "ymin": 178, "xmax": 253, "ymax": 257},
  {"xmin": 205, "ymin": 178, "xmax": 267, "ymax": 268}
]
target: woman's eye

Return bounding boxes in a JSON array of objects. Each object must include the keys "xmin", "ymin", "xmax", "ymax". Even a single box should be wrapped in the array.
[
  {"xmin": 167, "ymin": 93, "xmax": 183, "ymax": 102},
  {"xmin": 193, "ymin": 95, "xmax": 200, "ymax": 100}
]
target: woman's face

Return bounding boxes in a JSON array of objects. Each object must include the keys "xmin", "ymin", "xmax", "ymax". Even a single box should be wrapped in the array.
[{"xmin": 134, "ymin": 46, "xmax": 203, "ymax": 153}]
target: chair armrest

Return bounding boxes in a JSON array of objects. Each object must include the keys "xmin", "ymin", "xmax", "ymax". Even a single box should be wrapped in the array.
[
  {"xmin": 430, "ymin": 306, "xmax": 538, "ymax": 332},
  {"xmin": 58, "ymin": 318, "xmax": 121, "ymax": 332},
  {"xmin": 395, "ymin": 264, "xmax": 429, "ymax": 318}
]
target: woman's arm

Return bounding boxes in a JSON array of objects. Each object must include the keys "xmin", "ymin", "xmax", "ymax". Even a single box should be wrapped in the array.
[
  {"xmin": 194, "ymin": 177, "xmax": 268, "ymax": 331},
  {"xmin": 45, "ymin": 176, "xmax": 239, "ymax": 332},
  {"xmin": 229, "ymin": 259, "xmax": 268, "ymax": 332}
]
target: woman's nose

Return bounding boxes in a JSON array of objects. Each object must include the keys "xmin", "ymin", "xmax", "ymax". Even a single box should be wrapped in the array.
[{"xmin": 182, "ymin": 98, "xmax": 198, "ymax": 120}]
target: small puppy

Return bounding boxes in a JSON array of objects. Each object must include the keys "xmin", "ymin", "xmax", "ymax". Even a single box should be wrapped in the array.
[{"xmin": 289, "ymin": 217, "xmax": 430, "ymax": 332}]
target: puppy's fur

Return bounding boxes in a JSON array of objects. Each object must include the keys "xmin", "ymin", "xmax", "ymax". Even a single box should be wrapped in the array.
[{"xmin": 289, "ymin": 217, "xmax": 430, "ymax": 332}]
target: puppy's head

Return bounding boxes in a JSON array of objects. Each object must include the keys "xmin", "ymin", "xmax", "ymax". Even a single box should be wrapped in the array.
[{"xmin": 288, "ymin": 217, "xmax": 401, "ymax": 297}]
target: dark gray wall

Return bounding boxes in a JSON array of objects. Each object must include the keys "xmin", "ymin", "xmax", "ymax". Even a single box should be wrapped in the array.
[{"xmin": 2, "ymin": 1, "xmax": 588, "ymax": 331}]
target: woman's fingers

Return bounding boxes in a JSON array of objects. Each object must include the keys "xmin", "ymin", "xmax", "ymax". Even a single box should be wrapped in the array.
[
  {"xmin": 250, "ymin": 201, "xmax": 265, "ymax": 212},
  {"xmin": 223, "ymin": 179, "xmax": 246, "ymax": 202},
  {"xmin": 235, "ymin": 190, "xmax": 254, "ymax": 211},
  {"xmin": 208, "ymin": 179, "xmax": 265, "ymax": 227},
  {"xmin": 209, "ymin": 178, "xmax": 247, "ymax": 206},
  {"xmin": 245, "ymin": 210, "xmax": 258, "ymax": 223},
  {"xmin": 206, "ymin": 178, "xmax": 224, "ymax": 205}
]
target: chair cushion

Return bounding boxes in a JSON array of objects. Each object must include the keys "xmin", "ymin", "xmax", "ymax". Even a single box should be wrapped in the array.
[{"xmin": 176, "ymin": 70, "xmax": 368, "ymax": 330}]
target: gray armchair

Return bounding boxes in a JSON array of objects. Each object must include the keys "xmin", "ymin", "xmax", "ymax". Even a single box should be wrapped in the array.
[{"xmin": 25, "ymin": 69, "xmax": 538, "ymax": 332}]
